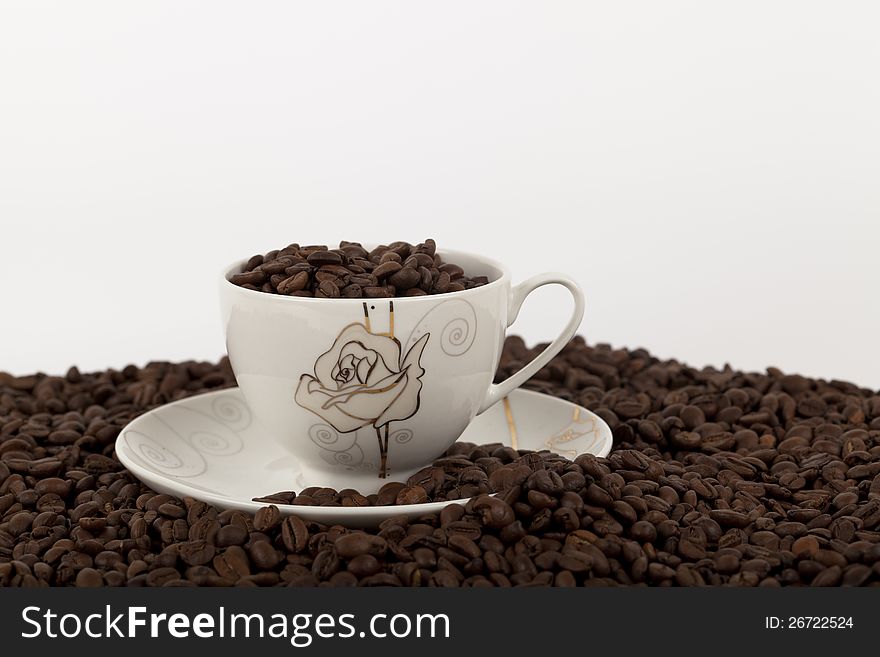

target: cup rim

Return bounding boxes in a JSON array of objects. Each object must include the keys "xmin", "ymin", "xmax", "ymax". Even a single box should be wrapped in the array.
[{"xmin": 220, "ymin": 247, "xmax": 511, "ymax": 304}]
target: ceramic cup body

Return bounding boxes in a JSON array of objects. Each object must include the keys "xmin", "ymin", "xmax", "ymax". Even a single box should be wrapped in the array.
[{"xmin": 220, "ymin": 249, "xmax": 584, "ymax": 493}]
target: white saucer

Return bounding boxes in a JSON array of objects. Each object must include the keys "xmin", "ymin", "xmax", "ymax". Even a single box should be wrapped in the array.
[{"xmin": 115, "ymin": 387, "xmax": 612, "ymax": 527}]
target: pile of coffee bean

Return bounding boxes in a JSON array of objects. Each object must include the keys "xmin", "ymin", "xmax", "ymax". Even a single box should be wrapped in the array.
[
  {"xmin": 2, "ymin": 336, "xmax": 880, "ymax": 587},
  {"xmin": 229, "ymin": 239, "xmax": 489, "ymax": 298},
  {"xmin": 253, "ymin": 444, "xmax": 545, "ymax": 507}
]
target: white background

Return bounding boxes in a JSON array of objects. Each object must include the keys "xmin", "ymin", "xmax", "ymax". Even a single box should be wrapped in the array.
[{"xmin": 1, "ymin": 1, "xmax": 878, "ymax": 388}]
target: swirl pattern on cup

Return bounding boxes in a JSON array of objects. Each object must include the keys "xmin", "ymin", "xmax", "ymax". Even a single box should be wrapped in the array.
[
  {"xmin": 320, "ymin": 446, "xmax": 365, "ymax": 467},
  {"xmin": 405, "ymin": 298, "xmax": 477, "ymax": 358},
  {"xmin": 392, "ymin": 428, "xmax": 414, "ymax": 444},
  {"xmin": 309, "ymin": 423, "xmax": 340, "ymax": 446},
  {"xmin": 440, "ymin": 317, "xmax": 473, "ymax": 356},
  {"xmin": 310, "ymin": 423, "xmax": 366, "ymax": 468}
]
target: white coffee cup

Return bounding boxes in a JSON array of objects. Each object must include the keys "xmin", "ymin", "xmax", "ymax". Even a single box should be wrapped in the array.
[{"xmin": 219, "ymin": 248, "xmax": 584, "ymax": 493}]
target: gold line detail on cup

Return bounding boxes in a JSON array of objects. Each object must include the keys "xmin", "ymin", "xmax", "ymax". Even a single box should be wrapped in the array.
[
  {"xmin": 362, "ymin": 300, "xmax": 395, "ymax": 338},
  {"xmin": 503, "ymin": 397, "xmax": 518, "ymax": 450}
]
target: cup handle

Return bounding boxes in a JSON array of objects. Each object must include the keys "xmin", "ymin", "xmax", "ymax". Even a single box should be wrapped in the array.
[{"xmin": 477, "ymin": 273, "xmax": 585, "ymax": 415}]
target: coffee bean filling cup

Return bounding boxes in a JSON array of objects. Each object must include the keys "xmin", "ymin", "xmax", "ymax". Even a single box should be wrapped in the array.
[{"xmin": 220, "ymin": 241, "xmax": 584, "ymax": 494}]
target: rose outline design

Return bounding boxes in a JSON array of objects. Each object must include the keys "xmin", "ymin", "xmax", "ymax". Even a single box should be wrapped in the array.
[{"xmin": 295, "ymin": 321, "xmax": 429, "ymax": 478}]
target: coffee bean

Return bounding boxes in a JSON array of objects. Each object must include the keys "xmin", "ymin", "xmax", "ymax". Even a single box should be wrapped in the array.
[
  {"xmin": 472, "ymin": 496, "xmax": 514, "ymax": 529},
  {"xmin": 306, "ymin": 250, "xmax": 343, "ymax": 266},
  {"xmin": 230, "ymin": 240, "xmax": 488, "ymax": 297},
  {"xmin": 396, "ymin": 485, "xmax": 428, "ymax": 505},
  {"xmin": 432, "ymin": 271, "xmax": 451, "ymax": 293},
  {"xmin": 714, "ymin": 552, "xmax": 741, "ymax": 575},
  {"xmin": 811, "ymin": 565, "xmax": 842, "ymax": 586},
  {"xmin": 316, "ymin": 280, "xmax": 340, "ymax": 298},
  {"xmin": 448, "ymin": 534, "xmax": 481, "ymax": 559},
  {"xmin": 646, "ymin": 562, "xmax": 675, "ymax": 582},
  {"xmin": 244, "ymin": 254, "xmax": 264, "ymax": 270},
  {"xmin": 4, "ymin": 333, "xmax": 880, "ymax": 588},
  {"xmin": 792, "ymin": 535, "xmax": 820, "ymax": 557},
  {"xmin": 341, "ymin": 493, "xmax": 370, "ymax": 506},
  {"xmin": 363, "ymin": 286, "xmax": 393, "ymax": 298},
  {"xmin": 774, "ymin": 522, "xmax": 808, "ymax": 538},
  {"xmin": 372, "ymin": 261, "xmax": 402, "ymax": 279},
  {"xmin": 277, "ymin": 271, "xmax": 310, "ymax": 295},
  {"xmin": 388, "ymin": 267, "xmax": 421, "ymax": 291},
  {"xmin": 213, "ymin": 547, "xmax": 250, "ymax": 580},
  {"xmin": 341, "ymin": 284, "xmax": 363, "ymax": 298},
  {"xmin": 146, "ymin": 567, "xmax": 181, "ymax": 587},
  {"xmin": 230, "ymin": 270, "xmax": 266, "ymax": 286},
  {"xmin": 261, "ymin": 257, "xmax": 295, "ymax": 275},
  {"xmin": 75, "ymin": 567, "xmax": 104, "ymax": 588},
  {"xmin": 709, "ymin": 509, "xmax": 750, "ymax": 528},
  {"xmin": 407, "ymin": 467, "xmax": 446, "ymax": 496},
  {"xmin": 248, "ymin": 540, "xmax": 281, "ymax": 569},
  {"xmin": 158, "ymin": 502, "xmax": 185, "ymax": 519},
  {"xmin": 253, "ymin": 505, "xmax": 282, "ymax": 532},
  {"xmin": 417, "ymin": 266, "xmax": 433, "ymax": 291},
  {"xmin": 630, "ymin": 521, "xmax": 657, "ymax": 543},
  {"xmin": 347, "ymin": 554, "xmax": 380, "ymax": 578},
  {"xmin": 34, "ymin": 478, "xmax": 70, "ymax": 497},
  {"xmin": 439, "ymin": 263, "xmax": 464, "ymax": 279},
  {"xmin": 311, "ymin": 549, "xmax": 340, "ymax": 579},
  {"xmin": 281, "ymin": 516, "xmax": 309, "ymax": 553},
  {"xmin": 335, "ymin": 533, "xmax": 387, "ymax": 559},
  {"xmin": 216, "ymin": 524, "xmax": 248, "ymax": 547},
  {"xmin": 376, "ymin": 482, "xmax": 406, "ymax": 506},
  {"xmin": 842, "ymin": 563, "xmax": 872, "ymax": 586},
  {"xmin": 585, "ymin": 483, "xmax": 613, "ymax": 507},
  {"xmin": 179, "ymin": 540, "xmax": 215, "ymax": 566}
]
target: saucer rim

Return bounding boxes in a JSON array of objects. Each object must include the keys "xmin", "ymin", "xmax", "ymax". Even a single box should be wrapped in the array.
[{"xmin": 114, "ymin": 387, "xmax": 612, "ymax": 520}]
